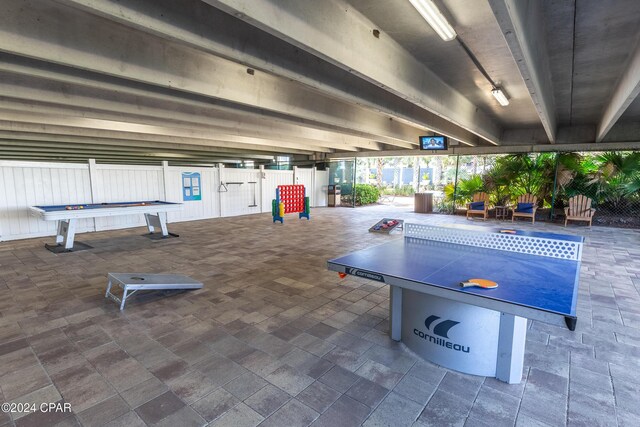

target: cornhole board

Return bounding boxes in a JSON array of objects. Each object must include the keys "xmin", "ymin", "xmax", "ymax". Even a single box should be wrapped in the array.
[
  {"xmin": 369, "ymin": 218, "xmax": 404, "ymax": 234},
  {"xmin": 106, "ymin": 272, "xmax": 203, "ymax": 310}
]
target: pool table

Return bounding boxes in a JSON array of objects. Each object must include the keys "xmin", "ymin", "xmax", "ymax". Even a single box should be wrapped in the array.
[{"xmin": 29, "ymin": 200, "xmax": 183, "ymax": 251}]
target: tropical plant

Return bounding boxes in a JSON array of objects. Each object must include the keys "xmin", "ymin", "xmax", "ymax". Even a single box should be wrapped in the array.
[
  {"xmin": 443, "ymin": 175, "xmax": 484, "ymax": 206},
  {"xmin": 482, "ymin": 161, "xmax": 511, "ymax": 206},
  {"xmin": 493, "ymin": 154, "xmax": 556, "ymax": 205},
  {"xmin": 584, "ymin": 152, "xmax": 640, "ymax": 210}
]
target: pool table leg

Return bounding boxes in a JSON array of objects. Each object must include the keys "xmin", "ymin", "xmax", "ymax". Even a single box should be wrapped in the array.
[
  {"xmin": 56, "ymin": 219, "xmax": 77, "ymax": 250},
  {"xmin": 144, "ymin": 212, "xmax": 168, "ymax": 236},
  {"xmin": 55, "ymin": 220, "xmax": 66, "ymax": 245}
]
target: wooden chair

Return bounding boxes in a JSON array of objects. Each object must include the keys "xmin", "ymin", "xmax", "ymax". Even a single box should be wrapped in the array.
[
  {"xmin": 511, "ymin": 194, "xmax": 538, "ymax": 224},
  {"xmin": 564, "ymin": 195, "xmax": 596, "ymax": 227},
  {"xmin": 466, "ymin": 192, "xmax": 489, "ymax": 220}
]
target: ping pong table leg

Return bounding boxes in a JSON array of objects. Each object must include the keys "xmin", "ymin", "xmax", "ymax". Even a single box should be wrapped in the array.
[
  {"xmin": 496, "ymin": 313, "xmax": 527, "ymax": 384},
  {"xmin": 389, "ymin": 286, "xmax": 402, "ymax": 341},
  {"xmin": 564, "ymin": 316, "xmax": 577, "ymax": 331}
]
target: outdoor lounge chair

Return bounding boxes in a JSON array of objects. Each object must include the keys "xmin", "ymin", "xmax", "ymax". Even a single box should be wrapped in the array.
[
  {"xmin": 564, "ymin": 195, "xmax": 596, "ymax": 227},
  {"xmin": 511, "ymin": 194, "xmax": 538, "ymax": 224},
  {"xmin": 467, "ymin": 192, "xmax": 489, "ymax": 220}
]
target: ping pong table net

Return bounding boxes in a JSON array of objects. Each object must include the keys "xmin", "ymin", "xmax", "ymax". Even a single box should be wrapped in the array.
[{"xmin": 403, "ymin": 224, "xmax": 582, "ymax": 261}]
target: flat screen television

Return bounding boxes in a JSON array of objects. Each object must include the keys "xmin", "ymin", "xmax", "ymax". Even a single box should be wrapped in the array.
[{"xmin": 419, "ymin": 135, "xmax": 448, "ymax": 150}]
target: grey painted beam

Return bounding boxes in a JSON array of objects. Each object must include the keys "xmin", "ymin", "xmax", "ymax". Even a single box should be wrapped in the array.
[
  {"xmin": 55, "ymin": 0, "xmax": 480, "ymax": 147},
  {"xmin": 0, "ymin": 110, "xmax": 334, "ymax": 153},
  {"xmin": 0, "ymin": 1, "xmax": 416, "ymax": 149},
  {"xmin": 0, "ymin": 121, "xmax": 318, "ymax": 155},
  {"xmin": 0, "ymin": 55, "xmax": 415, "ymax": 150},
  {"xmin": 0, "ymin": 99, "xmax": 375, "ymax": 153},
  {"xmin": 325, "ymin": 141, "xmax": 640, "ymax": 158},
  {"xmin": 488, "ymin": 0, "xmax": 557, "ymax": 143},
  {"xmin": 596, "ymin": 41, "xmax": 640, "ymax": 141},
  {"xmin": 0, "ymin": 131, "xmax": 293, "ymax": 156},
  {"xmin": 0, "ymin": 139, "xmax": 275, "ymax": 160},
  {"xmin": 203, "ymin": 0, "xmax": 501, "ymax": 144}
]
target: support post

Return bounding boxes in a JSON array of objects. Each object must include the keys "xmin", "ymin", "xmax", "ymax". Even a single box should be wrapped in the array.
[
  {"xmin": 87, "ymin": 158, "xmax": 98, "ymax": 231},
  {"xmin": 452, "ymin": 154, "xmax": 460, "ymax": 213},
  {"xmin": 550, "ymin": 152, "xmax": 560, "ymax": 221},
  {"xmin": 161, "ymin": 160, "xmax": 170, "ymax": 202}
]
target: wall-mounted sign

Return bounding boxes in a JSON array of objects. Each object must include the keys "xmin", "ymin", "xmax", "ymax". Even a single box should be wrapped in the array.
[{"xmin": 182, "ymin": 172, "xmax": 201, "ymax": 201}]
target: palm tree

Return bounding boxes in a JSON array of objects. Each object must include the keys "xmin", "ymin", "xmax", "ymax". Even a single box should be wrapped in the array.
[
  {"xmin": 584, "ymin": 152, "xmax": 640, "ymax": 210},
  {"xmin": 376, "ymin": 158, "xmax": 384, "ymax": 187},
  {"xmin": 494, "ymin": 154, "xmax": 556, "ymax": 205},
  {"xmin": 412, "ymin": 156, "xmax": 421, "ymax": 191}
]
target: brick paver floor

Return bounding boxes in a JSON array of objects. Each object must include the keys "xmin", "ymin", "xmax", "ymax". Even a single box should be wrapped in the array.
[{"xmin": 0, "ymin": 204, "xmax": 638, "ymax": 426}]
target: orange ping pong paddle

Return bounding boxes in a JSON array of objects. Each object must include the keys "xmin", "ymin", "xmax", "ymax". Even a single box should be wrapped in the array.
[{"xmin": 460, "ymin": 278, "xmax": 498, "ymax": 289}]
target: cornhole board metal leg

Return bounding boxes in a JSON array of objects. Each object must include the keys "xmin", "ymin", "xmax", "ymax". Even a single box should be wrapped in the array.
[{"xmin": 496, "ymin": 313, "xmax": 527, "ymax": 384}]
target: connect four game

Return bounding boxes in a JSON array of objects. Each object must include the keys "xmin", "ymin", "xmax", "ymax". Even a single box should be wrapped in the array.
[{"xmin": 272, "ymin": 185, "xmax": 310, "ymax": 223}]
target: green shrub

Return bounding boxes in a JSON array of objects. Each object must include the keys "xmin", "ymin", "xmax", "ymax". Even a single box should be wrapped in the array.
[{"xmin": 354, "ymin": 184, "xmax": 380, "ymax": 205}]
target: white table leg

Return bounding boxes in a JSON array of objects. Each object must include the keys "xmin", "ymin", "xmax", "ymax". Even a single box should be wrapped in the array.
[
  {"xmin": 63, "ymin": 219, "xmax": 77, "ymax": 250},
  {"xmin": 56, "ymin": 220, "xmax": 66, "ymax": 244},
  {"xmin": 144, "ymin": 213, "xmax": 156, "ymax": 234},
  {"xmin": 496, "ymin": 313, "xmax": 527, "ymax": 384},
  {"xmin": 389, "ymin": 285, "xmax": 402, "ymax": 341},
  {"xmin": 157, "ymin": 212, "xmax": 169, "ymax": 236},
  {"xmin": 144, "ymin": 212, "xmax": 169, "ymax": 236}
]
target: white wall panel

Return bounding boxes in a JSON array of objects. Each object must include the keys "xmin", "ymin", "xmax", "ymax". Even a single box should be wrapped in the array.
[
  {"xmin": 0, "ymin": 162, "xmax": 92, "ymax": 241},
  {"xmin": 165, "ymin": 166, "xmax": 219, "ymax": 222},
  {"xmin": 220, "ymin": 168, "xmax": 262, "ymax": 217},
  {"xmin": 294, "ymin": 167, "xmax": 315, "ymax": 206},
  {"xmin": 261, "ymin": 170, "xmax": 294, "ymax": 212},
  {"xmin": 314, "ymin": 170, "xmax": 329, "ymax": 207},
  {"xmin": 0, "ymin": 161, "xmax": 331, "ymax": 243},
  {"xmin": 93, "ymin": 165, "xmax": 164, "ymax": 231}
]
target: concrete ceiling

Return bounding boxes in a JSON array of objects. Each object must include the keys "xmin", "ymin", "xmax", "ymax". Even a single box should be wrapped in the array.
[{"xmin": 0, "ymin": 0, "xmax": 639, "ymax": 164}]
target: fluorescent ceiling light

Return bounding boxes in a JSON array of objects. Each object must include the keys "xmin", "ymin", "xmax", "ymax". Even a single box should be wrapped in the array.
[
  {"xmin": 409, "ymin": 0, "xmax": 457, "ymax": 41},
  {"xmin": 491, "ymin": 87, "xmax": 510, "ymax": 106}
]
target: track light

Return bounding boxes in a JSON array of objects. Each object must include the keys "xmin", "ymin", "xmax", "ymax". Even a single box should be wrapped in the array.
[
  {"xmin": 409, "ymin": 0, "xmax": 457, "ymax": 41},
  {"xmin": 491, "ymin": 87, "xmax": 510, "ymax": 106}
]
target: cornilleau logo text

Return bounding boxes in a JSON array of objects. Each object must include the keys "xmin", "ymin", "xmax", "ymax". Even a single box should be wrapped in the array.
[
  {"xmin": 345, "ymin": 268, "xmax": 384, "ymax": 282},
  {"xmin": 413, "ymin": 315, "xmax": 470, "ymax": 353}
]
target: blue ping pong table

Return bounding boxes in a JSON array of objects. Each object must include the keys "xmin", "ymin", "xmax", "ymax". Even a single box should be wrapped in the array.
[{"xmin": 328, "ymin": 223, "xmax": 583, "ymax": 384}]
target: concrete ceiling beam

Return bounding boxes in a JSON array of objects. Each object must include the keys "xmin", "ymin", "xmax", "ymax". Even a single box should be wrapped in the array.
[
  {"xmin": 0, "ymin": 121, "xmax": 319, "ymax": 155},
  {"xmin": 0, "ymin": 131, "xmax": 294, "ymax": 156},
  {"xmin": 0, "ymin": 1, "xmax": 417, "ymax": 149},
  {"xmin": 202, "ymin": 0, "xmax": 501, "ymax": 144},
  {"xmin": 596, "ymin": 40, "xmax": 640, "ymax": 142},
  {"xmin": 0, "ymin": 55, "xmax": 416, "ymax": 150},
  {"xmin": 0, "ymin": 139, "xmax": 275, "ymax": 160},
  {"xmin": 55, "ymin": 0, "xmax": 481, "ymax": 146},
  {"xmin": 0, "ymin": 97, "xmax": 379, "ymax": 153},
  {"xmin": 0, "ymin": 109, "xmax": 337, "ymax": 153},
  {"xmin": 488, "ymin": 0, "xmax": 557, "ymax": 143},
  {"xmin": 325, "ymin": 140, "xmax": 640, "ymax": 158},
  {"xmin": 0, "ymin": 152, "xmax": 245, "ymax": 164}
]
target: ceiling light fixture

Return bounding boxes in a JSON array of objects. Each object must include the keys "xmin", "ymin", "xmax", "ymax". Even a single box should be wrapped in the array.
[
  {"xmin": 409, "ymin": 0, "xmax": 457, "ymax": 41},
  {"xmin": 491, "ymin": 87, "xmax": 510, "ymax": 106}
]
